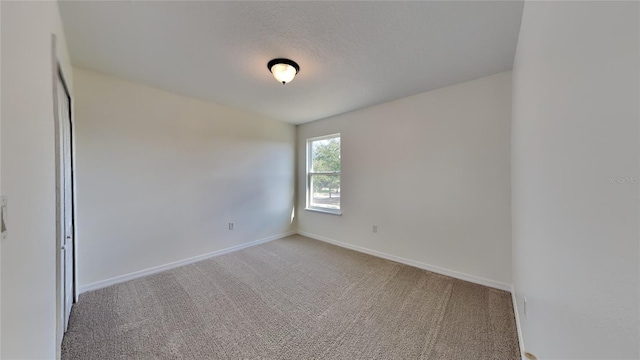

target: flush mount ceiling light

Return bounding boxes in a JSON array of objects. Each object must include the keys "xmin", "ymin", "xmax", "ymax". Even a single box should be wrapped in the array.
[{"xmin": 268, "ymin": 58, "xmax": 300, "ymax": 85}]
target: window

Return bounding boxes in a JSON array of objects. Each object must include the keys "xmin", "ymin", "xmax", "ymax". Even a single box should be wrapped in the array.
[{"xmin": 306, "ymin": 134, "xmax": 341, "ymax": 214}]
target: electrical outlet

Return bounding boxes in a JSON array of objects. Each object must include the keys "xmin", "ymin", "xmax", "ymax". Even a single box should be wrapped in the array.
[
  {"xmin": 372, "ymin": 225, "xmax": 378, "ymax": 233},
  {"xmin": 523, "ymin": 297, "xmax": 528, "ymax": 319},
  {"xmin": 228, "ymin": 222, "xmax": 234, "ymax": 230}
]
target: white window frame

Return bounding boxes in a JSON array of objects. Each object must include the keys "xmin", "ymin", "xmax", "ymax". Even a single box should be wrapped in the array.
[{"xmin": 306, "ymin": 133, "xmax": 342, "ymax": 215}]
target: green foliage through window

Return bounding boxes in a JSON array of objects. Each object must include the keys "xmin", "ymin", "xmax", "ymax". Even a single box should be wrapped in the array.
[{"xmin": 308, "ymin": 135, "xmax": 341, "ymax": 211}]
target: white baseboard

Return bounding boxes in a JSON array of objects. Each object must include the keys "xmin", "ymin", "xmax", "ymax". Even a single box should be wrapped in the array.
[
  {"xmin": 511, "ymin": 285, "xmax": 526, "ymax": 360},
  {"xmin": 79, "ymin": 231, "xmax": 296, "ymax": 294},
  {"xmin": 297, "ymin": 230, "xmax": 512, "ymax": 292}
]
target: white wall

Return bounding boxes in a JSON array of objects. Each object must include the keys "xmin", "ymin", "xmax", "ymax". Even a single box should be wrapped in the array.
[
  {"xmin": 0, "ymin": 1, "xmax": 74, "ymax": 359},
  {"xmin": 512, "ymin": 2, "xmax": 639, "ymax": 359},
  {"xmin": 73, "ymin": 68, "xmax": 296, "ymax": 288},
  {"xmin": 0, "ymin": 3, "xmax": 3, "ymax": 355},
  {"xmin": 297, "ymin": 72, "xmax": 513, "ymax": 288}
]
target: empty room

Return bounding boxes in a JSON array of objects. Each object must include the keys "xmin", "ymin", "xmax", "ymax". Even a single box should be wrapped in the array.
[{"xmin": 1, "ymin": 1, "xmax": 638, "ymax": 359}]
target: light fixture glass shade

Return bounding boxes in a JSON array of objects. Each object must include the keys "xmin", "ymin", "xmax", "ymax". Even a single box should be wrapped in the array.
[
  {"xmin": 268, "ymin": 59, "xmax": 300, "ymax": 85},
  {"xmin": 270, "ymin": 63, "xmax": 297, "ymax": 84}
]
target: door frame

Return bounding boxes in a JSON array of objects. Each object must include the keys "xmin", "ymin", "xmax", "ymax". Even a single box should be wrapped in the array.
[{"xmin": 52, "ymin": 34, "xmax": 78, "ymax": 357}]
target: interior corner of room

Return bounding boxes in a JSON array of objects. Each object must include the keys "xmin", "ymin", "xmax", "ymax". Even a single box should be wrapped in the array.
[{"xmin": 1, "ymin": 1, "xmax": 638, "ymax": 359}]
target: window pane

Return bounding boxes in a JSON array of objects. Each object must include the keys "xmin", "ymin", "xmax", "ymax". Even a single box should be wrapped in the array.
[
  {"xmin": 310, "ymin": 174, "xmax": 340, "ymax": 210},
  {"xmin": 311, "ymin": 137, "xmax": 340, "ymax": 172}
]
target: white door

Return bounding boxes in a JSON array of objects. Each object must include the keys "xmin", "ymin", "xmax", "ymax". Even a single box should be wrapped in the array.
[{"xmin": 57, "ymin": 78, "xmax": 74, "ymax": 331}]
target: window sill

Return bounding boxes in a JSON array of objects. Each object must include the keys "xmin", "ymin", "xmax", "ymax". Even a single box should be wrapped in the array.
[{"xmin": 305, "ymin": 207, "xmax": 342, "ymax": 216}]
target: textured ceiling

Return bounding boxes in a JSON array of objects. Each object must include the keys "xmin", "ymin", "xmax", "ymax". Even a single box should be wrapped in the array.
[{"xmin": 59, "ymin": 1, "xmax": 523, "ymax": 124}]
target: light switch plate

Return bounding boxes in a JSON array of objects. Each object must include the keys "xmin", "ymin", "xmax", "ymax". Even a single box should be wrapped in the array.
[{"xmin": 1, "ymin": 195, "xmax": 7, "ymax": 241}]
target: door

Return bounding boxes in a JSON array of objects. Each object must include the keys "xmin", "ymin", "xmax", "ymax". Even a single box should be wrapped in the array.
[{"xmin": 57, "ymin": 74, "xmax": 74, "ymax": 331}]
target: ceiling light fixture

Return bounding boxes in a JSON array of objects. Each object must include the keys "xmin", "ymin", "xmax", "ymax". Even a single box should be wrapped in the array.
[{"xmin": 268, "ymin": 58, "xmax": 300, "ymax": 85}]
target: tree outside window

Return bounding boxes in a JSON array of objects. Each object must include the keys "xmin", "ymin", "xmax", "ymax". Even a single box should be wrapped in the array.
[{"xmin": 307, "ymin": 134, "xmax": 341, "ymax": 213}]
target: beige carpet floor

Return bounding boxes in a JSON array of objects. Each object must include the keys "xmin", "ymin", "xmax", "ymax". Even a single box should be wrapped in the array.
[{"xmin": 62, "ymin": 235, "xmax": 520, "ymax": 359}]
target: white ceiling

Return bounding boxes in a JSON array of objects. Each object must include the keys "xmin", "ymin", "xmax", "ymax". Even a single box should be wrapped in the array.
[{"xmin": 59, "ymin": 1, "xmax": 524, "ymax": 124}]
